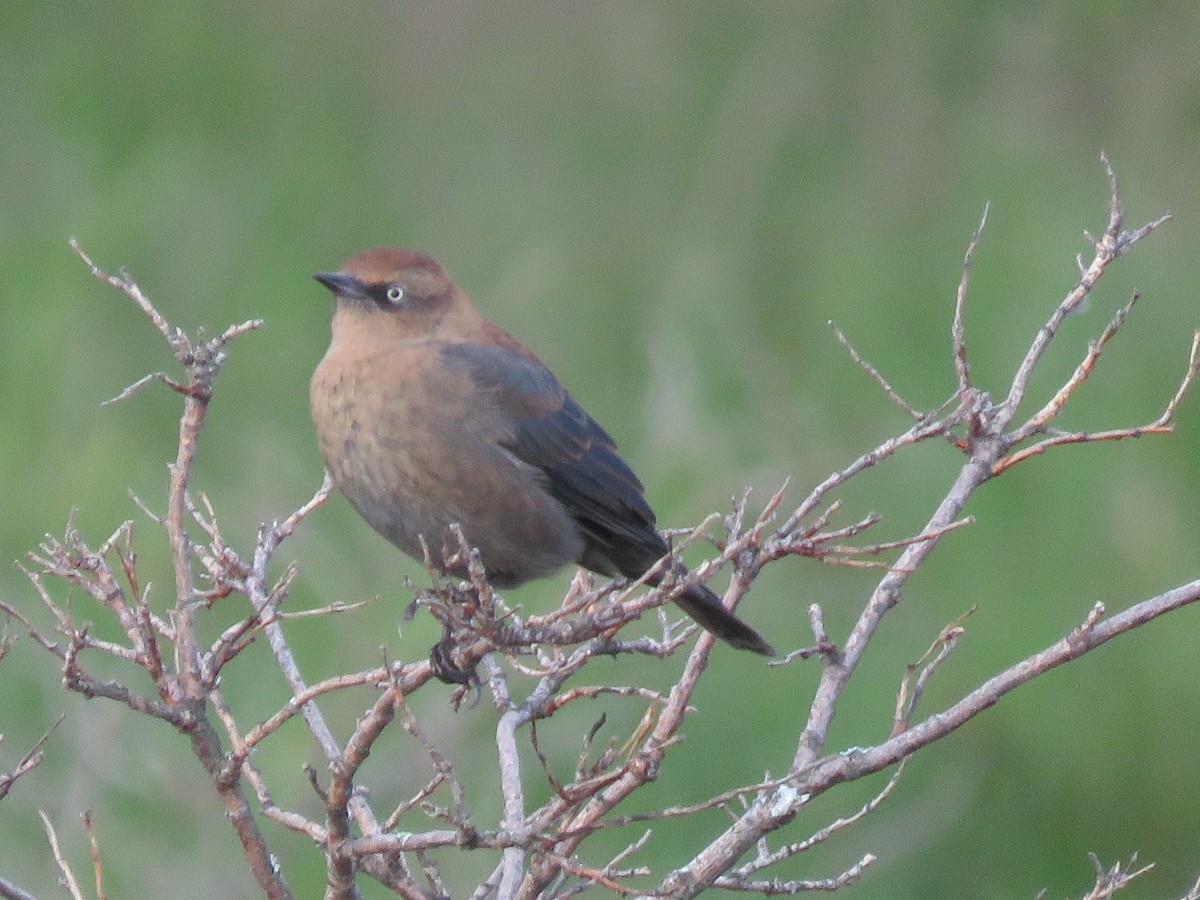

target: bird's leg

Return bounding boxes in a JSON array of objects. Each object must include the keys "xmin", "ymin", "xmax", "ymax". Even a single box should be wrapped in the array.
[{"xmin": 429, "ymin": 624, "xmax": 482, "ymax": 695}]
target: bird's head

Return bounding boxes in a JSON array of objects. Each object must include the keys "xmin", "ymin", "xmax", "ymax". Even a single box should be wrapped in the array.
[{"xmin": 314, "ymin": 247, "xmax": 468, "ymax": 340}]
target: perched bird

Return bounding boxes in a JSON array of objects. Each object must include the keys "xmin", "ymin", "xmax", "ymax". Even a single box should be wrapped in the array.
[{"xmin": 310, "ymin": 248, "xmax": 774, "ymax": 657}]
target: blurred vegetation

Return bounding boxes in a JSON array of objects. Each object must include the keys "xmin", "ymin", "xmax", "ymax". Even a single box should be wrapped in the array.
[{"xmin": 2, "ymin": 2, "xmax": 1199, "ymax": 897}]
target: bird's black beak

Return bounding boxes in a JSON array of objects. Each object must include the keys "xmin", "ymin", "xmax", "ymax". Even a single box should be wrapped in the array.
[{"xmin": 314, "ymin": 271, "xmax": 371, "ymax": 301}]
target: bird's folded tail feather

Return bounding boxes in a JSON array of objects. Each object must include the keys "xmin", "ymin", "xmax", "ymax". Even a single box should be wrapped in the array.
[{"xmin": 671, "ymin": 583, "xmax": 776, "ymax": 657}]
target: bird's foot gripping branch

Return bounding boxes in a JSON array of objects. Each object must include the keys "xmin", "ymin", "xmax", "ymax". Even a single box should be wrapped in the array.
[{"xmin": 5, "ymin": 158, "xmax": 1199, "ymax": 898}]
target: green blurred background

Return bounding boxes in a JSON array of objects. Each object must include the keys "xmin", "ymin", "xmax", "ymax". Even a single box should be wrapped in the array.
[{"xmin": 2, "ymin": 2, "xmax": 1199, "ymax": 897}]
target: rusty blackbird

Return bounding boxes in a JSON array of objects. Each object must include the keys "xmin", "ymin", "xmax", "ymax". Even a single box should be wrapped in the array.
[{"xmin": 311, "ymin": 248, "xmax": 774, "ymax": 656}]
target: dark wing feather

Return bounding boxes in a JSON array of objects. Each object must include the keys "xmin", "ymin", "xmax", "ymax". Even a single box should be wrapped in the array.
[{"xmin": 441, "ymin": 342, "xmax": 667, "ymax": 577}]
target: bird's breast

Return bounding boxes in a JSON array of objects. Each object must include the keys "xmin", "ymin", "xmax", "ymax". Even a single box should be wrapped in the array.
[{"xmin": 310, "ymin": 340, "xmax": 583, "ymax": 585}]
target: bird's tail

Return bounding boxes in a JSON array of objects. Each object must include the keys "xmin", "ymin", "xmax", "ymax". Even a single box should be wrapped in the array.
[{"xmin": 672, "ymin": 583, "xmax": 776, "ymax": 657}]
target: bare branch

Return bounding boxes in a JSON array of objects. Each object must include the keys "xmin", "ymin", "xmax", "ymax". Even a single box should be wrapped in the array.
[
  {"xmin": 39, "ymin": 811, "xmax": 86, "ymax": 900},
  {"xmin": 1077, "ymin": 852, "xmax": 1155, "ymax": 899},
  {"xmin": 1009, "ymin": 291, "xmax": 1143, "ymax": 444},
  {"xmin": 830, "ymin": 319, "xmax": 922, "ymax": 419},
  {"xmin": 0, "ymin": 715, "xmax": 63, "ymax": 802},
  {"xmin": 995, "ymin": 327, "xmax": 1200, "ymax": 475},
  {"xmin": 0, "ymin": 876, "xmax": 38, "ymax": 900},
  {"xmin": 1000, "ymin": 154, "xmax": 1170, "ymax": 423},
  {"xmin": 952, "ymin": 202, "xmax": 990, "ymax": 393},
  {"xmin": 83, "ymin": 811, "xmax": 106, "ymax": 900}
]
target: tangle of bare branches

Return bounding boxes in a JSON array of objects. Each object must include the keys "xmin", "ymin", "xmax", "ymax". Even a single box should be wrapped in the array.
[{"xmin": 1, "ymin": 158, "xmax": 1196, "ymax": 898}]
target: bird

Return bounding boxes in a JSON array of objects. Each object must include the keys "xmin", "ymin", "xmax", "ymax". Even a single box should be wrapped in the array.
[{"xmin": 310, "ymin": 247, "xmax": 774, "ymax": 658}]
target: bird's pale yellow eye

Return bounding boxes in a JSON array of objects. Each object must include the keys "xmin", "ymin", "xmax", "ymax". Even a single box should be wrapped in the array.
[{"xmin": 386, "ymin": 285, "xmax": 405, "ymax": 304}]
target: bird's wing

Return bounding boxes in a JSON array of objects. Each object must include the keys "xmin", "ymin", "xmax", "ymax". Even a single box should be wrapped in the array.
[{"xmin": 440, "ymin": 341, "xmax": 665, "ymax": 575}]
